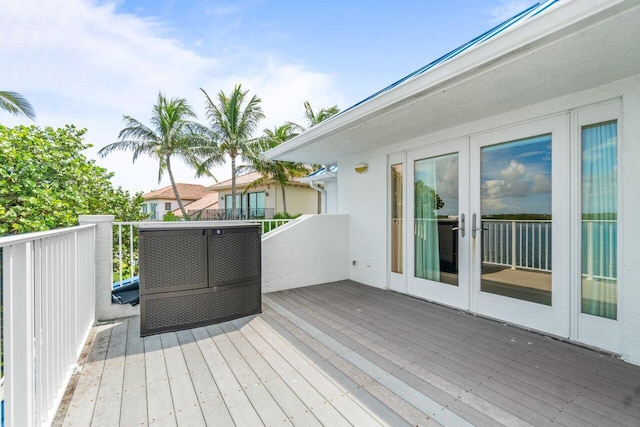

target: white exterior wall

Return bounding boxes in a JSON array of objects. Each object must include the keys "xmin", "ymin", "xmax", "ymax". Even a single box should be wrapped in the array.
[
  {"xmin": 262, "ymin": 214, "xmax": 349, "ymax": 292},
  {"xmin": 79, "ymin": 215, "xmax": 139, "ymax": 320},
  {"xmin": 337, "ymin": 74, "xmax": 640, "ymax": 364},
  {"xmin": 218, "ymin": 185, "xmax": 317, "ymax": 216},
  {"xmin": 324, "ymin": 180, "xmax": 339, "ymax": 214},
  {"xmin": 271, "ymin": 185, "xmax": 317, "ymax": 215},
  {"xmin": 142, "ymin": 198, "xmax": 175, "ymax": 220}
]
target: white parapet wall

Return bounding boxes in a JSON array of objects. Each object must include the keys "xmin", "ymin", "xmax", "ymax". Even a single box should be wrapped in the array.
[
  {"xmin": 79, "ymin": 215, "xmax": 139, "ymax": 321},
  {"xmin": 262, "ymin": 214, "xmax": 349, "ymax": 292}
]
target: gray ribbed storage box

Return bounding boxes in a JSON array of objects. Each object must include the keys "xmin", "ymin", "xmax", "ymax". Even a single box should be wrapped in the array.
[{"xmin": 138, "ymin": 223, "xmax": 261, "ymax": 336}]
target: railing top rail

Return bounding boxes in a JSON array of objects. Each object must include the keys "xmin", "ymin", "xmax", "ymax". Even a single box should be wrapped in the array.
[
  {"xmin": 482, "ymin": 219, "xmax": 552, "ymax": 223},
  {"xmin": 114, "ymin": 219, "xmax": 293, "ymax": 227},
  {"xmin": 0, "ymin": 223, "xmax": 96, "ymax": 248},
  {"xmin": 482, "ymin": 219, "xmax": 615, "ymax": 223}
]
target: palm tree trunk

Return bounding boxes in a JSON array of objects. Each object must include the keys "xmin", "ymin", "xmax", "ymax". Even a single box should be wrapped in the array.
[
  {"xmin": 231, "ymin": 155, "xmax": 237, "ymax": 219},
  {"xmin": 317, "ymin": 190, "xmax": 322, "ymax": 214},
  {"xmin": 167, "ymin": 155, "xmax": 189, "ymax": 220},
  {"xmin": 281, "ymin": 184, "xmax": 287, "ymax": 214}
]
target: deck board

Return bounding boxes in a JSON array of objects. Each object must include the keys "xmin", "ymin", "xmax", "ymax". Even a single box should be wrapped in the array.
[
  {"xmin": 91, "ymin": 319, "xmax": 127, "ymax": 426},
  {"xmin": 160, "ymin": 332, "xmax": 206, "ymax": 426},
  {"xmin": 62, "ymin": 323, "xmax": 112, "ymax": 427},
  {"xmin": 191, "ymin": 326, "xmax": 264, "ymax": 426},
  {"xmin": 219, "ymin": 319, "xmax": 323, "ymax": 427},
  {"xmin": 174, "ymin": 329, "xmax": 234, "ymax": 426},
  {"xmin": 59, "ymin": 280, "xmax": 640, "ymax": 426},
  {"xmin": 120, "ymin": 316, "xmax": 148, "ymax": 426},
  {"xmin": 235, "ymin": 315, "xmax": 353, "ymax": 426}
]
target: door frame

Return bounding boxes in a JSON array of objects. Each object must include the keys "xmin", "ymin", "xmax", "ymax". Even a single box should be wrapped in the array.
[
  {"xmin": 388, "ymin": 152, "xmax": 407, "ymax": 293},
  {"xmin": 470, "ymin": 114, "xmax": 571, "ymax": 338},
  {"xmin": 573, "ymin": 99, "xmax": 622, "ymax": 353},
  {"xmin": 406, "ymin": 138, "xmax": 470, "ymax": 310}
]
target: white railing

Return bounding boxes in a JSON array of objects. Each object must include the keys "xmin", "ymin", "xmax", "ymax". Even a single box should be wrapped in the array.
[
  {"xmin": 1, "ymin": 225, "xmax": 96, "ymax": 426},
  {"xmin": 482, "ymin": 219, "xmax": 616, "ymax": 279},
  {"xmin": 112, "ymin": 219, "xmax": 294, "ymax": 288},
  {"xmin": 482, "ymin": 220, "xmax": 552, "ymax": 272},
  {"xmin": 583, "ymin": 219, "xmax": 617, "ymax": 280}
]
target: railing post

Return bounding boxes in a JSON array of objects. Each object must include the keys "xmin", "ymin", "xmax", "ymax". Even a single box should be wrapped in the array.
[
  {"xmin": 586, "ymin": 220, "xmax": 594, "ymax": 280},
  {"xmin": 79, "ymin": 215, "xmax": 115, "ymax": 321},
  {"xmin": 3, "ymin": 242, "xmax": 36, "ymax": 427},
  {"xmin": 511, "ymin": 221, "xmax": 517, "ymax": 269}
]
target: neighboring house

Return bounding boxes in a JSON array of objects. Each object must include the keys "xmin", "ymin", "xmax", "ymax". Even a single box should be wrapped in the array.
[
  {"xmin": 268, "ymin": 0, "xmax": 640, "ymax": 364},
  {"xmin": 171, "ymin": 191, "xmax": 219, "ymax": 219},
  {"xmin": 206, "ymin": 171, "xmax": 317, "ymax": 219},
  {"xmin": 141, "ymin": 183, "xmax": 209, "ymax": 220}
]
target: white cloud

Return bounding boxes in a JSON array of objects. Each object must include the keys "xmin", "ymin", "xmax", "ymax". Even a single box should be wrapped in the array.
[
  {"xmin": 0, "ymin": 0, "xmax": 341, "ymax": 194},
  {"xmin": 212, "ymin": 57, "xmax": 345, "ymax": 130},
  {"xmin": 532, "ymin": 174, "xmax": 551, "ymax": 193}
]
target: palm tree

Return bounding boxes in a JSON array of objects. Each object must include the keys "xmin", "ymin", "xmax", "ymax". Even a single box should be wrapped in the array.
[
  {"xmin": 243, "ymin": 124, "xmax": 310, "ymax": 215},
  {"xmin": 200, "ymin": 84, "xmax": 264, "ymax": 218},
  {"xmin": 289, "ymin": 100, "xmax": 339, "ymax": 132},
  {"xmin": 98, "ymin": 92, "xmax": 209, "ymax": 218},
  {"xmin": 289, "ymin": 100, "xmax": 340, "ymax": 213},
  {"xmin": 0, "ymin": 91, "xmax": 36, "ymax": 120}
]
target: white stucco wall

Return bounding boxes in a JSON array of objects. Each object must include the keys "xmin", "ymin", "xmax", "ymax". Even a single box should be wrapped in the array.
[
  {"xmin": 142, "ymin": 198, "xmax": 175, "ymax": 220},
  {"xmin": 262, "ymin": 214, "xmax": 349, "ymax": 292},
  {"xmin": 324, "ymin": 180, "xmax": 339, "ymax": 214},
  {"xmin": 336, "ymin": 74, "xmax": 640, "ymax": 364},
  {"xmin": 271, "ymin": 185, "xmax": 318, "ymax": 215},
  {"xmin": 620, "ymin": 77, "xmax": 640, "ymax": 365},
  {"xmin": 218, "ymin": 184, "xmax": 317, "ymax": 216},
  {"xmin": 79, "ymin": 215, "xmax": 139, "ymax": 321}
]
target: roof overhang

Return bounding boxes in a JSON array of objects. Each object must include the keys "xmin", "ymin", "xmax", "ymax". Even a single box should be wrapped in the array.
[
  {"xmin": 267, "ymin": 0, "xmax": 640, "ymax": 164},
  {"xmin": 300, "ymin": 171, "xmax": 338, "ymax": 184}
]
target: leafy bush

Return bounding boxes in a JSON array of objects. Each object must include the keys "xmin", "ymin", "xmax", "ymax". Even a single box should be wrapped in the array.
[
  {"xmin": 163, "ymin": 211, "xmax": 181, "ymax": 221},
  {"xmin": 273, "ymin": 212, "xmax": 301, "ymax": 219},
  {"xmin": 0, "ymin": 124, "xmax": 146, "ymax": 235}
]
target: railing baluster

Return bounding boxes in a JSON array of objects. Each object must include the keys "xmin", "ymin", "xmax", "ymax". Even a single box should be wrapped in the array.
[
  {"xmin": 129, "ymin": 224, "xmax": 135, "ymax": 280},
  {"xmin": 118, "ymin": 223, "xmax": 123, "ymax": 287},
  {"xmin": 511, "ymin": 221, "xmax": 516, "ymax": 269}
]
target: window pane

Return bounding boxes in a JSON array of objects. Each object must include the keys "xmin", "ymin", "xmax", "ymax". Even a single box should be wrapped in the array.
[
  {"xmin": 480, "ymin": 134, "xmax": 552, "ymax": 305},
  {"xmin": 391, "ymin": 163, "xmax": 403, "ymax": 274},
  {"xmin": 414, "ymin": 153, "xmax": 459, "ymax": 285},
  {"xmin": 581, "ymin": 120, "xmax": 617, "ymax": 320}
]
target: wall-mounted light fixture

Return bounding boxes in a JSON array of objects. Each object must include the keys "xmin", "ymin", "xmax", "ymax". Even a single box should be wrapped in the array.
[{"xmin": 354, "ymin": 162, "xmax": 368, "ymax": 174}]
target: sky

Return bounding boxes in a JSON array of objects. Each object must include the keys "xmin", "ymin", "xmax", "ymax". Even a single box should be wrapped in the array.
[
  {"xmin": 482, "ymin": 135, "xmax": 552, "ymax": 215},
  {"xmin": 1, "ymin": 0, "xmax": 534, "ymax": 195}
]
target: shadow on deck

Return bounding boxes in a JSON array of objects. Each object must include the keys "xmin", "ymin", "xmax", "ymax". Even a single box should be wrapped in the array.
[{"xmin": 55, "ymin": 281, "xmax": 640, "ymax": 426}]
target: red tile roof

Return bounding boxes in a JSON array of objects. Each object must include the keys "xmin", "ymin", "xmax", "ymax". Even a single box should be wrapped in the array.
[
  {"xmin": 208, "ymin": 171, "xmax": 306, "ymax": 191},
  {"xmin": 172, "ymin": 192, "xmax": 219, "ymax": 217},
  {"xmin": 142, "ymin": 184, "xmax": 209, "ymax": 201}
]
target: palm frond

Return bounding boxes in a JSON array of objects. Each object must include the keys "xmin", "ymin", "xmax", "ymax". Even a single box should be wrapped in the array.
[{"xmin": 0, "ymin": 91, "xmax": 36, "ymax": 120}]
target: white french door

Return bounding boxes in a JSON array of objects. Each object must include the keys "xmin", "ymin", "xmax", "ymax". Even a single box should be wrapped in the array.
[
  {"xmin": 398, "ymin": 116, "xmax": 571, "ymax": 339},
  {"xmin": 470, "ymin": 115, "xmax": 571, "ymax": 338},
  {"xmin": 406, "ymin": 139, "xmax": 470, "ymax": 310}
]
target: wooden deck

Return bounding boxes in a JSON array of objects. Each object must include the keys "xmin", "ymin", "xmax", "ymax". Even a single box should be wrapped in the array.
[{"xmin": 56, "ymin": 281, "xmax": 640, "ymax": 426}]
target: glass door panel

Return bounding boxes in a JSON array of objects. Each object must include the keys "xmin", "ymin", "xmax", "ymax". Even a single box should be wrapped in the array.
[
  {"xmin": 581, "ymin": 120, "xmax": 617, "ymax": 320},
  {"xmin": 391, "ymin": 163, "xmax": 404, "ymax": 274},
  {"xmin": 407, "ymin": 138, "xmax": 469, "ymax": 310},
  {"xmin": 415, "ymin": 153, "xmax": 459, "ymax": 286},
  {"xmin": 480, "ymin": 135, "xmax": 552, "ymax": 305},
  {"xmin": 389, "ymin": 152, "xmax": 407, "ymax": 293},
  {"xmin": 576, "ymin": 101, "xmax": 620, "ymax": 354},
  {"xmin": 471, "ymin": 114, "xmax": 570, "ymax": 338}
]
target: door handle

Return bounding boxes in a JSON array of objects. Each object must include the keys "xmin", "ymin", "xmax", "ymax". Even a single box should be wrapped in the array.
[
  {"xmin": 451, "ymin": 213, "xmax": 465, "ymax": 237},
  {"xmin": 472, "ymin": 213, "xmax": 488, "ymax": 238}
]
